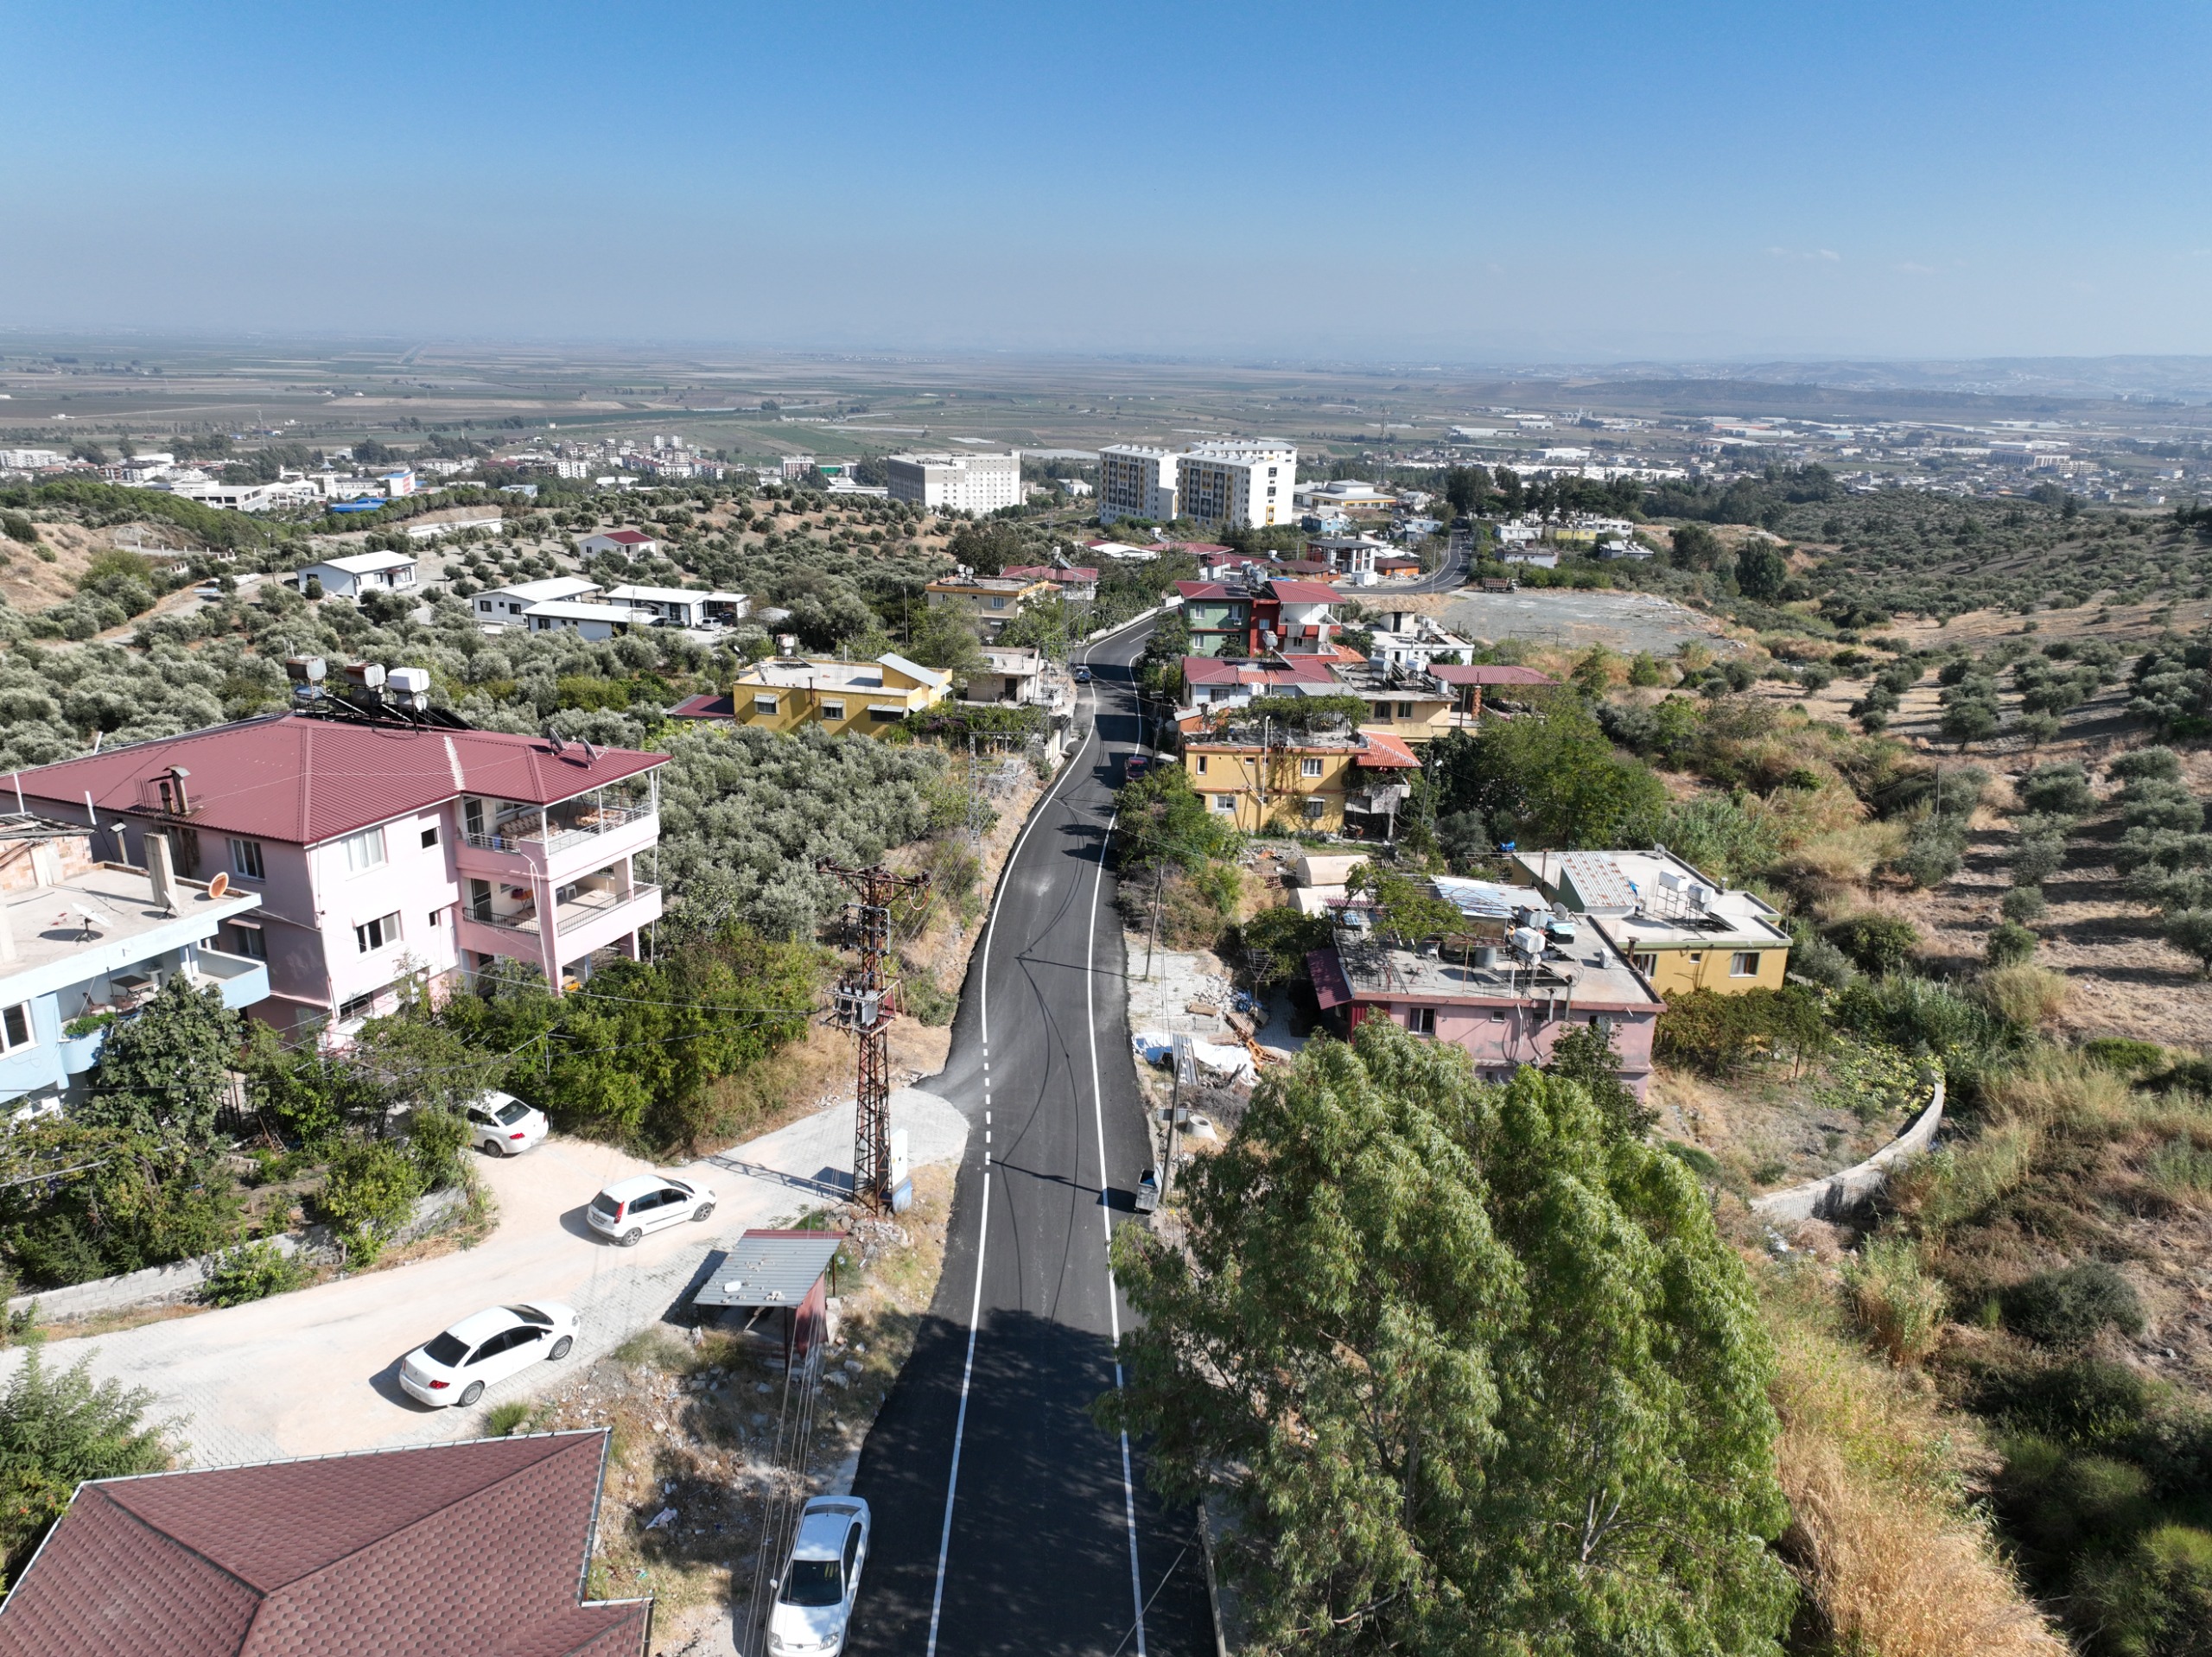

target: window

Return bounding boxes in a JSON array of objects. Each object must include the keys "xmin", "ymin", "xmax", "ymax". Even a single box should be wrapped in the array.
[
  {"xmin": 1395, "ymin": 702, "xmax": 1413, "ymax": 719},
  {"xmin": 429, "ymin": 908, "xmax": 442, "ymax": 928},
  {"xmin": 819, "ymin": 701, "xmax": 845, "ymax": 721},
  {"xmin": 339, "ymin": 991, "xmax": 378, "ymax": 1020},
  {"xmin": 229, "ymin": 924, "xmax": 267, "ymax": 961},
  {"xmin": 1730, "ymin": 952, "xmax": 1760, "ymax": 977},
  {"xmin": 1211, "ymin": 793, "xmax": 1236, "ymax": 814},
  {"xmin": 354, "ymin": 911, "xmax": 401, "ymax": 954},
  {"xmin": 1195, "ymin": 755, "xmax": 1208, "ymax": 775},
  {"xmin": 753, "ymin": 694, "xmax": 779, "ymax": 715},
  {"xmin": 1408, "ymin": 1007, "xmax": 1436, "ymax": 1036},
  {"xmin": 1372, "ymin": 702, "xmax": 1389, "ymax": 721},
  {"xmin": 420, "ymin": 826, "xmax": 439, "ymax": 849},
  {"xmin": 989, "ymin": 597, "xmax": 1006, "ymax": 609},
  {"xmin": 1, "ymin": 1003, "xmax": 32, "ymax": 1051},
  {"xmin": 477, "ymin": 599, "xmax": 493, "ymax": 613},
  {"xmin": 340, "ymin": 828, "xmax": 385, "ymax": 873},
  {"xmin": 1300, "ymin": 757, "xmax": 1325, "ymax": 778},
  {"xmin": 1633, "ymin": 954, "xmax": 1658, "ymax": 976}
]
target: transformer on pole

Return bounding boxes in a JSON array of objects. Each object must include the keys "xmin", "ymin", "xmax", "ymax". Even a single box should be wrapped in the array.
[{"xmin": 817, "ymin": 860, "xmax": 929, "ymax": 1213}]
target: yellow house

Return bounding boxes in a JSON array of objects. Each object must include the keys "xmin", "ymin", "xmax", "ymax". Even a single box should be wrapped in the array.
[
  {"xmin": 925, "ymin": 573, "xmax": 1055, "ymax": 637},
  {"xmin": 1182, "ymin": 728, "xmax": 1422, "ymax": 836},
  {"xmin": 675, "ymin": 653, "xmax": 952, "ymax": 737},
  {"xmin": 1512, "ymin": 848, "xmax": 1792, "ymax": 995}
]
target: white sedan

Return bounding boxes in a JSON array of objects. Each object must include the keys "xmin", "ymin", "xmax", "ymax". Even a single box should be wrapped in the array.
[
  {"xmin": 586, "ymin": 1173, "xmax": 717, "ymax": 1246},
  {"xmin": 768, "ymin": 1496, "xmax": 871, "ymax": 1656},
  {"xmin": 398, "ymin": 1302, "xmax": 578, "ymax": 1408},
  {"xmin": 464, "ymin": 1089, "xmax": 547, "ymax": 1157}
]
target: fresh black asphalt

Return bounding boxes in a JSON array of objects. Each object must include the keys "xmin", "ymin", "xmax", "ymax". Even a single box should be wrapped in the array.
[{"xmin": 847, "ymin": 616, "xmax": 1214, "ymax": 1657}]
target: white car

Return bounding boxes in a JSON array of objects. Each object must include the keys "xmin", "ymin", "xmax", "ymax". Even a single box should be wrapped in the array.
[
  {"xmin": 398, "ymin": 1302, "xmax": 578, "ymax": 1408},
  {"xmin": 464, "ymin": 1089, "xmax": 547, "ymax": 1157},
  {"xmin": 587, "ymin": 1173, "xmax": 717, "ymax": 1246},
  {"xmin": 768, "ymin": 1496, "xmax": 870, "ymax": 1656}
]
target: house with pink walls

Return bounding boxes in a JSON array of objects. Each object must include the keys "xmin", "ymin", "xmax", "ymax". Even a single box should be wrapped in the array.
[{"xmin": 15, "ymin": 713, "xmax": 666, "ymax": 1038}]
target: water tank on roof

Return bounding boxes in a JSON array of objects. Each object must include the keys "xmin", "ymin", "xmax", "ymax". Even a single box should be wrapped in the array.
[
  {"xmin": 344, "ymin": 662, "xmax": 385, "ymax": 689},
  {"xmin": 285, "ymin": 656, "xmax": 326, "ymax": 683}
]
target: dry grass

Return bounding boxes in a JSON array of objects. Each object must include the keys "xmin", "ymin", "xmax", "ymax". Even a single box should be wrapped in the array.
[
  {"xmin": 1764, "ymin": 1268, "xmax": 2066, "ymax": 1657},
  {"xmin": 1842, "ymin": 1238, "xmax": 1948, "ymax": 1367},
  {"xmin": 1974, "ymin": 965, "xmax": 2072, "ymax": 1030},
  {"xmin": 1772, "ymin": 822, "xmax": 1908, "ymax": 905}
]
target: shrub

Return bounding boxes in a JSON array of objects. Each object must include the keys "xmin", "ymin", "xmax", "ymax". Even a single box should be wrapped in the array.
[
  {"xmin": 1652, "ymin": 986, "xmax": 1829, "ymax": 1077},
  {"xmin": 200, "ymin": 1239, "xmax": 310, "ymax": 1307},
  {"xmin": 2003, "ymin": 1262, "xmax": 2145, "ymax": 1349},
  {"xmin": 405, "ymin": 1108, "xmax": 469, "ymax": 1192},
  {"xmin": 486, "ymin": 1400, "xmax": 534, "ymax": 1436},
  {"xmin": 1976, "ymin": 1354, "xmax": 2152, "ymax": 1447},
  {"xmin": 2163, "ymin": 909, "xmax": 2212, "ymax": 974},
  {"xmin": 2017, "ymin": 762, "xmax": 2093, "ymax": 817},
  {"xmin": 1788, "ymin": 928, "xmax": 1859, "ymax": 991},
  {"xmin": 1824, "ymin": 912, "xmax": 1923, "ymax": 977},
  {"xmin": 2120, "ymin": 779, "xmax": 2205, "ymax": 835},
  {"xmin": 2000, "ymin": 886, "xmax": 2046, "ymax": 924},
  {"xmin": 1844, "ymin": 1237, "xmax": 1949, "ymax": 1365},
  {"xmin": 1895, "ymin": 817, "xmax": 1967, "ymax": 888},
  {"xmin": 0, "ymin": 1347, "xmax": 172, "ymax": 1578},
  {"xmin": 2145, "ymin": 1136, "xmax": 2212, "ymax": 1202},
  {"xmin": 2079, "ymin": 1037, "xmax": 2168, "ymax": 1075},
  {"xmin": 1834, "ymin": 975, "xmax": 2009, "ymax": 1073},
  {"xmin": 2108, "ymin": 746, "xmax": 2182, "ymax": 784},
  {"xmin": 315, "ymin": 1140, "xmax": 423, "ymax": 1266},
  {"xmin": 1986, "ymin": 922, "xmax": 2038, "ymax": 968},
  {"xmin": 2010, "ymin": 835, "xmax": 2068, "ymax": 886},
  {"xmin": 1977, "ymin": 965, "xmax": 2070, "ymax": 1029}
]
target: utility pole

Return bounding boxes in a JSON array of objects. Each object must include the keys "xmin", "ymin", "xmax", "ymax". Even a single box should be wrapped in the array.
[{"xmin": 817, "ymin": 860, "xmax": 929, "ymax": 1213}]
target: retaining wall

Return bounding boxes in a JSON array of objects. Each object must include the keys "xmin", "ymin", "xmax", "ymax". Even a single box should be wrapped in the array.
[
  {"xmin": 7, "ymin": 1184, "xmax": 473, "ymax": 1324},
  {"xmin": 1749, "ymin": 1072, "xmax": 1946, "ymax": 1224}
]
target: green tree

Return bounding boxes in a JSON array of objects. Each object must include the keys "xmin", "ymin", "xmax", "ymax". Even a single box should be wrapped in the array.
[
  {"xmin": 1541, "ymin": 1019, "xmax": 1656, "ymax": 1142},
  {"xmin": 1734, "ymin": 540, "xmax": 1789, "ymax": 601},
  {"xmin": 1428, "ymin": 694, "xmax": 1667, "ymax": 848},
  {"xmin": 1236, "ymin": 906, "xmax": 1334, "ymax": 989},
  {"xmin": 0, "ymin": 1348, "xmax": 173, "ymax": 1579},
  {"xmin": 316, "ymin": 1140, "xmax": 423, "ymax": 1266},
  {"xmin": 1670, "ymin": 522, "xmax": 1722, "ymax": 570},
  {"xmin": 1106, "ymin": 1021, "xmax": 1793, "ymax": 1654},
  {"xmin": 77, "ymin": 979, "xmax": 240, "ymax": 1146}
]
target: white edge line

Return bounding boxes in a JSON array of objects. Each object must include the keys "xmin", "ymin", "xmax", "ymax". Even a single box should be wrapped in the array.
[{"xmin": 925, "ymin": 637, "xmax": 1121, "ymax": 1656}]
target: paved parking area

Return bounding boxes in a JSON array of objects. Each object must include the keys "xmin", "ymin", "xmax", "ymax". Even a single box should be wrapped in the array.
[{"xmin": 3, "ymin": 1089, "xmax": 965, "ymax": 1468}]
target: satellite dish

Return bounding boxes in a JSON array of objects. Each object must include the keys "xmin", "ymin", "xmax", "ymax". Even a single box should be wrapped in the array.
[{"xmin": 208, "ymin": 872, "xmax": 230, "ymax": 898}]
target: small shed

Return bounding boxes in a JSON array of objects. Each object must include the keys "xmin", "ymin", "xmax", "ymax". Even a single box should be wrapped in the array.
[{"xmin": 692, "ymin": 1228, "xmax": 843, "ymax": 1362}]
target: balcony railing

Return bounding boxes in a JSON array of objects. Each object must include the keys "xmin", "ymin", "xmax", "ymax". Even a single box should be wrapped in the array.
[
  {"xmin": 465, "ymin": 883, "xmax": 660, "ymax": 938},
  {"xmin": 463, "ymin": 803, "xmax": 652, "ymax": 857}
]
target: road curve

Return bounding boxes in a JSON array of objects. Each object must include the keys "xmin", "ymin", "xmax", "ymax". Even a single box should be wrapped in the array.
[{"xmin": 847, "ymin": 615, "xmax": 1211, "ymax": 1657}]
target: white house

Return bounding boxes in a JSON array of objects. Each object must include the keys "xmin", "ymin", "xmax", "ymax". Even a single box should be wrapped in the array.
[
  {"xmin": 298, "ymin": 550, "xmax": 418, "ymax": 599},
  {"xmin": 601, "ymin": 584, "xmax": 748, "ymax": 629},
  {"xmin": 522, "ymin": 600, "xmax": 652, "ymax": 640},
  {"xmin": 577, "ymin": 529, "xmax": 661, "ymax": 562},
  {"xmin": 473, "ymin": 577, "xmax": 602, "ymax": 629}
]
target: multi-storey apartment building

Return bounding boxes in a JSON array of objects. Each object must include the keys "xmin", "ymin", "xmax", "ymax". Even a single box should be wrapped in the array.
[
  {"xmin": 1173, "ymin": 441, "xmax": 1296, "ymax": 530},
  {"xmin": 884, "ymin": 451, "xmax": 1021, "ymax": 514},
  {"xmin": 1097, "ymin": 446, "xmax": 1183, "ymax": 524},
  {"xmin": 16, "ymin": 711, "xmax": 668, "ymax": 1036}
]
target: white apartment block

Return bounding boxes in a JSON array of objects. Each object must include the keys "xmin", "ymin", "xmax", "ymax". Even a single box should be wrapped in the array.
[
  {"xmin": 1098, "ymin": 446, "xmax": 1182, "ymax": 524},
  {"xmin": 884, "ymin": 451, "xmax": 1022, "ymax": 515},
  {"xmin": 1176, "ymin": 441, "xmax": 1297, "ymax": 530}
]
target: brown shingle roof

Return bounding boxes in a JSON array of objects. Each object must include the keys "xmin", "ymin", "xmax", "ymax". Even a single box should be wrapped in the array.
[{"xmin": 0, "ymin": 1432, "xmax": 647, "ymax": 1657}]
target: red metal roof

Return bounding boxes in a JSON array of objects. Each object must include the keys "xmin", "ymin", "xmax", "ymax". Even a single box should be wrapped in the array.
[
  {"xmin": 1429, "ymin": 663, "xmax": 1558, "ymax": 685},
  {"xmin": 1001, "ymin": 564, "xmax": 1100, "ymax": 583},
  {"xmin": 595, "ymin": 529, "xmax": 655, "ymax": 545},
  {"xmin": 1173, "ymin": 580, "xmax": 1237, "ymax": 600},
  {"xmin": 0, "ymin": 1432, "xmax": 647, "ymax": 1657},
  {"xmin": 16, "ymin": 714, "xmax": 667, "ymax": 847},
  {"xmin": 1309, "ymin": 947, "xmax": 1352, "ymax": 1009},
  {"xmin": 1265, "ymin": 580, "xmax": 1340, "ymax": 604}
]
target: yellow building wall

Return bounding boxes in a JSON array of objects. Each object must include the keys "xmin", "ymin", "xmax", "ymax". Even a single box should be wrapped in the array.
[
  {"xmin": 728, "ymin": 682, "xmax": 944, "ymax": 738},
  {"xmin": 1637, "ymin": 943, "xmax": 1790, "ymax": 996},
  {"xmin": 1357, "ymin": 699, "xmax": 1453, "ymax": 743},
  {"xmin": 1187, "ymin": 748, "xmax": 1355, "ymax": 833}
]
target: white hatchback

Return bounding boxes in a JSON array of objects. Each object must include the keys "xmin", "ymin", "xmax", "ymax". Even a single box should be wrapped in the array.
[
  {"xmin": 587, "ymin": 1173, "xmax": 717, "ymax": 1246},
  {"xmin": 398, "ymin": 1302, "xmax": 578, "ymax": 1408},
  {"xmin": 464, "ymin": 1089, "xmax": 547, "ymax": 1157},
  {"xmin": 768, "ymin": 1496, "xmax": 871, "ymax": 1656}
]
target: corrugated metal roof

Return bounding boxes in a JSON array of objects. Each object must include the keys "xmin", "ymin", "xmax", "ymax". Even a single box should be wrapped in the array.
[
  {"xmin": 1558, "ymin": 851, "xmax": 1640, "ymax": 911},
  {"xmin": 15, "ymin": 714, "xmax": 666, "ymax": 847},
  {"xmin": 694, "ymin": 1229, "xmax": 843, "ymax": 1309}
]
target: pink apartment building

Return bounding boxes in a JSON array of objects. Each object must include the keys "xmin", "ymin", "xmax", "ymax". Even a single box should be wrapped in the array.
[{"xmin": 15, "ymin": 714, "xmax": 666, "ymax": 1037}]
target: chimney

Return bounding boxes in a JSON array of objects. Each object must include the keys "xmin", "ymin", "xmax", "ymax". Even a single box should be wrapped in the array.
[{"xmin": 146, "ymin": 832, "xmax": 178, "ymax": 917}]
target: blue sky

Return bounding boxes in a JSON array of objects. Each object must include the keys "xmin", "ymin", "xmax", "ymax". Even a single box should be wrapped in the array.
[{"xmin": 3, "ymin": 0, "xmax": 2207, "ymax": 361}]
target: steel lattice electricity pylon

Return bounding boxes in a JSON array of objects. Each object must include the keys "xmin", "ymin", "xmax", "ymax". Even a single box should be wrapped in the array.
[{"xmin": 817, "ymin": 860, "xmax": 929, "ymax": 1212}]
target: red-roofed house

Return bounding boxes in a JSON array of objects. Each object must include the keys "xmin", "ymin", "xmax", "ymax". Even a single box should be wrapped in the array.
[
  {"xmin": 1001, "ymin": 564, "xmax": 1100, "ymax": 601},
  {"xmin": 13, "ymin": 713, "xmax": 668, "ymax": 1034},
  {"xmin": 1181, "ymin": 727, "xmax": 1421, "ymax": 837},
  {"xmin": 0, "ymin": 1431, "xmax": 649, "ymax": 1657},
  {"xmin": 1429, "ymin": 662, "xmax": 1559, "ymax": 723},
  {"xmin": 1172, "ymin": 577, "xmax": 1340, "ymax": 658}
]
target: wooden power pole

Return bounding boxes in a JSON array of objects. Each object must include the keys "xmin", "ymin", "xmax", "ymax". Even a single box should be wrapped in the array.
[{"xmin": 817, "ymin": 860, "xmax": 929, "ymax": 1212}]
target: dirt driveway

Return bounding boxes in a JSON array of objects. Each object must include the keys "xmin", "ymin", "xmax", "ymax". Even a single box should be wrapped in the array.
[
  {"xmin": 3, "ymin": 1090, "xmax": 966, "ymax": 1468},
  {"xmin": 1442, "ymin": 587, "xmax": 1741, "ymax": 657}
]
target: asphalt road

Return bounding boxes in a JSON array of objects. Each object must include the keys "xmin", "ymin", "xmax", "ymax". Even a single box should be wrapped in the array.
[{"xmin": 848, "ymin": 613, "xmax": 1213, "ymax": 1657}]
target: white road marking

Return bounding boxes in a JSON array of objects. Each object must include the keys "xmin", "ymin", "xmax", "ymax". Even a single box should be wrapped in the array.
[
  {"xmin": 925, "ymin": 658, "xmax": 1110, "ymax": 1657},
  {"xmin": 1085, "ymin": 801, "xmax": 1147, "ymax": 1657}
]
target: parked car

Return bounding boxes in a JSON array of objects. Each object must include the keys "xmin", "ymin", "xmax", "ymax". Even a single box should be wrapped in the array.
[
  {"xmin": 768, "ymin": 1496, "xmax": 871, "ymax": 1657},
  {"xmin": 1072, "ymin": 664, "xmax": 1092, "ymax": 684},
  {"xmin": 399, "ymin": 1302, "xmax": 577, "ymax": 1408},
  {"xmin": 587, "ymin": 1173, "xmax": 717, "ymax": 1246},
  {"xmin": 1123, "ymin": 752, "xmax": 1150, "ymax": 783},
  {"xmin": 464, "ymin": 1089, "xmax": 547, "ymax": 1157}
]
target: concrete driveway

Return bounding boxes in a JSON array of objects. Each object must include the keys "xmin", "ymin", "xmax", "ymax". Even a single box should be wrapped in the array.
[{"xmin": 4, "ymin": 1089, "xmax": 965, "ymax": 1468}]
